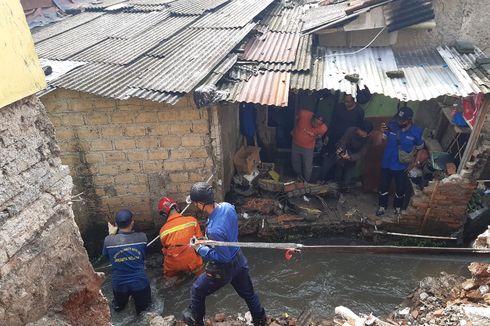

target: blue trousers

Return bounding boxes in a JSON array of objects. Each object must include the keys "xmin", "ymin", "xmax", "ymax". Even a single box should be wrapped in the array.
[{"xmin": 190, "ymin": 252, "xmax": 264, "ymax": 323}]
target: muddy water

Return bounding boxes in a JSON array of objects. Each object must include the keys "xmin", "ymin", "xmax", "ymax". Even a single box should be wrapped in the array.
[{"xmin": 99, "ymin": 243, "xmax": 483, "ymax": 325}]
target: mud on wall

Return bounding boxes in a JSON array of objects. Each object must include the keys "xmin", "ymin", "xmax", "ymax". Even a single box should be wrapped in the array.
[
  {"xmin": 396, "ymin": 0, "xmax": 490, "ymax": 54},
  {"xmin": 0, "ymin": 96, "xmax": 110, "ymax": 325}
]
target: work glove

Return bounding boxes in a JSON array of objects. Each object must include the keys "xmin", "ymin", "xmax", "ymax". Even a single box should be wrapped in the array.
[
  {"xmin": 189, "ymin": 236, "xmax": 202, "ymax": 252},
  {"xmin": 108, "ymin": 222, "xmax": 118, "ymax": 235}
]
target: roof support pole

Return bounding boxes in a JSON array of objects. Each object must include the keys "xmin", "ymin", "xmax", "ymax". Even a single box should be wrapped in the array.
[{"xmin": 458, "ymin": 95, "xmax": 490, "ymax": 175}]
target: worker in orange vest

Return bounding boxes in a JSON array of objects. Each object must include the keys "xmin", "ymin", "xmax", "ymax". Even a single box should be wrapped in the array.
[{"xmin": 158, "ymin": 197, "xmax": 204, "ymax": 278}]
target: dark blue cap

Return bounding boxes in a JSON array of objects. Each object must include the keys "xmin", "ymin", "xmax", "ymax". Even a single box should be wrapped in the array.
[
  {"xmin": 115, "ymin": 209, "xmax": 133, "ymax": 228},
  {"xmin": 394, "ymin": 106, "xmax": 414, "ymax": 122}
]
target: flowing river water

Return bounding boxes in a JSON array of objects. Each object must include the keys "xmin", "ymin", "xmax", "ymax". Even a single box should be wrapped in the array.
[{"xmin": 98, "ymin": 240, "xmax": 486, "ymax": 325}]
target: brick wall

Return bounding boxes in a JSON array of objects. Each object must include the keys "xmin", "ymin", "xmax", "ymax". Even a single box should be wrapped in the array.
[
  {"xmin": 398, "ymin": 175, "xmax": 476, "ymax": 235},
  {"xmin": 40, "ymin": 89, "xmax": 215, "ymax": 242}
]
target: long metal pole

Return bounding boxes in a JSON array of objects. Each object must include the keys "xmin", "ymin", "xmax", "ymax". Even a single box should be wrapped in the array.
[{"xmin": 146, "ymin": 173, "xmax": 214, "ymax": 247}]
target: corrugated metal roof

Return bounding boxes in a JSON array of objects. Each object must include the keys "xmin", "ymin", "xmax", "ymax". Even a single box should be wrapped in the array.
[
  {"xmin": 31, "ymin": 11, "xmax": 104, "ymax": 43},
  {"xmin": 242, "ymin": 30, "xmax": 300, "ymax": 63},
  {"xmin": 290, "ymin": 46, "xmax": 325, "ymax": 90},
  {"xmin": 191, "ymin": 0, "xmax": 275, "ymax": 29},
  {"xmin": 108, "ymin": 10, "xmax": 171, "ymax": 39},
  {"xmin": 168, "ymin": 0, "xmax": 230, "ymax": 16},
  {"xmin": 235, "ymin": 70, "xmax": 290, "ymax": 107},
  {"xmin": 437, "ymin": 46, "xmax": 490, "ymax": 94},
  {"xmin": 132, "ymin": 24, "xmax": 255, "ymax": 93},
  {"xmin": 383, "ymin": 0, "xmax": 434, "ymax": 32},
  {"xmin": 321, "ymin": 47, "xmax": 477, "ymax": 101},
  {"xmin": 258, "ymin": 34, "xmax": 312, "ymax": 71},
  {"xmin": 52, "ymin": 56, "xmax": 162, "ymax": 99},
  {"xmin": 126, "ymin": 88, "xmax": 183, "ymax": 104},
  {"xmin": 35, "ymin": 12, "xmax": 146, "ymax": 60},
  {"xmin": 202, "ymin": 54, "xmax": 239, "ymax": 85},
  {"xmin": 70, "ymin": 15, "xmax": 196, "ymax": 64},
  {"xmin": 302, "ymin": 2, "xmax": 348, "ymax": 33},
  {"xmin": 260, "ymin": 4, "xmax": 308, "ymax": 33},
  {"xmin": 82, "ymin": 0, "xmax": 130, "ymax": 11}
]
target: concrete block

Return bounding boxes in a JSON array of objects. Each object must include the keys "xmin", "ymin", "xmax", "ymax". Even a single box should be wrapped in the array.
[
  {"xmin": 61, "ymin": 114, "xmax": 85, "ymax": 126},
  {"xmin": 115, "ymin": 174, "xmax": 136, "ymax": 184},
  {"xmin": 148, "ymin": 150, "xmax": 168, "ymax": 160},
  {"xmin": 124, "ymin": 126, "xmax": 147, "ymax": 137},
  {"xmin": 104, "ymin": 152, "xmax": 127, "ymax": 162},
  {"xmin": 164, "ymin": 161, "xmax": 185, "ymax": 171},
  {"xmin": 192, "ymin": 121, "xmax": 209, "ymax": 133},
  {"xmin": 182, "ymin": 135, "xmax": 203, "ymax": 147},
  {"xmin": 101, "ymin": 127, "xmax": 124, "ymax": 137},
  {"xmin": 142, "ymin": 162, "xmax": 163, "ymax": 173},
  {"xmin": 190, "ymin": 148, "xmax": 209, "ymax": 158},
  {"xmin": 160, "ymin": 136, "xmax": 181, "ymax": 148},
  {"xmin": 84, "ymin": 153, "xmax": 103, "ymax": 164},
  {"xmin": 170, "ymin": 149, "xmax": 191, "ymax": 160},
  {"xmin": 185, "ymin": 160, "xmax": 205, "ymax": 170},
  {"xmin": 170, "ymin": 172, "xmax": 189, "ymax": 183},
  {"xmin": 136, "ymin": 137, "xmax": 159, "ymax": 149},
  {"xmin": 84, "ymin": 113, "xmax": 109, "ymax": 125},
  {"xmin": 114, "ymin": 139, "xmax": 136, "ymax": 150},
  {"xmin": 169, "ymin": 123, "xmax": 192, "ymax": 135},
  {"xmin": 111, "ymin": 112, "xmax": 134, "ymax": 124},
  {"xmin": 91, "ymin": 140, "xmax": 114, "ymax": 151},
  {"xmin": 148, "ymin": 125, "xmax": 169, "ymax": 136},
  {"xmin": 135, "ymin": 112, "xmax": 158, "ymax": 123},
  {"xmin": 127, "ymin": 184, "xmax": 149, "ymax": 194},
  {"xmin": 157, "ymin": 110, "xmax": 180, "ymax": 121},
  {"xmin": 118, "ymin": 162, "xmax": 142, "ymax": 173},
  {"xmin": 127, "ymin": 151, "xmax": 149, "ymax": 161}
]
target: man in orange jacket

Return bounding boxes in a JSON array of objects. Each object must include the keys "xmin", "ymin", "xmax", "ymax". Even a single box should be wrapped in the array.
[{"xmin": 158, "ymin": 197, "xmax": 204, "ymax": 278}]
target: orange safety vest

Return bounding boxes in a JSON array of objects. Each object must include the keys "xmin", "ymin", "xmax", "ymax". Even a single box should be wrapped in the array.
[{"xmin": 159, "ymin": 213, "xmax": 203, "ymax": 277}]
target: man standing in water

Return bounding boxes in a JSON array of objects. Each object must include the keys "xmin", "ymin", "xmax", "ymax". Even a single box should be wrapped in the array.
[
  {"xmin": 183, "ymin": 182, "xmax": 266, "ymax": 326},
  {"xmin": 103, "ymin": 209, "xmax": 151, "ymax": 314}
]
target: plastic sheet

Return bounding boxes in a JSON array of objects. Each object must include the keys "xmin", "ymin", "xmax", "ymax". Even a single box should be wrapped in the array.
[{"xmin": 193, "ymin": 84, "xmax": 229, "ymax": 108}]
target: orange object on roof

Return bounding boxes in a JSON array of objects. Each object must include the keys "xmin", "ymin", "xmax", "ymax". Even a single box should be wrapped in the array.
[{"xmin": 159, "ymin": 213, "xmax": 203, "ymax": 277}]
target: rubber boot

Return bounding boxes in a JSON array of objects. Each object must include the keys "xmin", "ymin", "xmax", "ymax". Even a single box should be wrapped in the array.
[
  {"xmin": 182, "ymin": 307, "xmax": 204, "ymax": 326},
  {"xmin": 253, "ymin": 309, "xmax": 267, "ymax": 326}
]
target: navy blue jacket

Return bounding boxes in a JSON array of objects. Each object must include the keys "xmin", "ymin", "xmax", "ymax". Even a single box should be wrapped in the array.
[{"xmin": 102, "ymin": 231, "xmax": 149, "ymax": 292}]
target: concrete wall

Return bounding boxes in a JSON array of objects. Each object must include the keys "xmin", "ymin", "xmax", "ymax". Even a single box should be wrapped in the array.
[
  {"xmin": 0, "ymin": 96, "xmax": 109, "ymax": 325},
  {"xmin": 40, "ymin": 90, "xmax": 216, "ymax": 253},
  {"xmin": 396, "ymin": 0, "xmax": 490, "ymax": 54}
]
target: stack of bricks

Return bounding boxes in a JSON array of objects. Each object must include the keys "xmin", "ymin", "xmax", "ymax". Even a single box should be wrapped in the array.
[
  {"xmin": 40, "ymin": 89, "xmax": 214, "ymax": 231},
  {"xmin": 400, "ymin": 175, "xmax": 476, "ymax": 234}
]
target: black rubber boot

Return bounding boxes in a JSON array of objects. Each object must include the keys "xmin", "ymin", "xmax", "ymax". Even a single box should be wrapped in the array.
[
  {"xmin": 253, "ymin": 309, "xmax": 267, "ymax": 326},
  {"xmin": 182, "ymin": 307, "xmax": 204, "ymax": 326}
]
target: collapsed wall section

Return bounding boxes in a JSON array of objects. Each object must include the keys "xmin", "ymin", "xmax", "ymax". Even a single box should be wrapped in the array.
[{"xmin": 0, "ymin": 96, "xmax": 110, "ymax": 325}]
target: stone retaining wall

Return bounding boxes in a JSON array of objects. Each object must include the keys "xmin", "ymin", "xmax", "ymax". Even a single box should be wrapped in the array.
[{"xmin": 0, "ymin": 96, "xmax": 109, "ymax": 325}]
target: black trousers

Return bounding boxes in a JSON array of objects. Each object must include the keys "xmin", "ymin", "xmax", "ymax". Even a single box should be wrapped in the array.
[
  {"xmin": 113, "ymin": 284, "xmax": 151, "ymax": 314},
  {"xmin": 378, "ymin": 168, "xmax": 408, "ymax": 209}
]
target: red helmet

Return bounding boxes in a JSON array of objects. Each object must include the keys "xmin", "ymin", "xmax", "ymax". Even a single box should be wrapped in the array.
[{"xmin": 158, "ymin": 197, "xmax": 178, "ymax": 216}]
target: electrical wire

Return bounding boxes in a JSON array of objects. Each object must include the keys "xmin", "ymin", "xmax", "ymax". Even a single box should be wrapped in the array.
[{"xmin": 324, "ymin": 26, "xmax": 388, "ymax": 58}]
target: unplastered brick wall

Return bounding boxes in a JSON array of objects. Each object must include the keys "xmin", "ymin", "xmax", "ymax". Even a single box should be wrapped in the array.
[
  {"xmin": 399, "ymin": 175, "xmax": 476, "ymax": 234},
  {"xmin": 40, "ymin": 89, "xmax": 214, "ymax": 237},
  {"xmin": 0, "ymin": 96, "xmax": 109, "ymax": 325}
]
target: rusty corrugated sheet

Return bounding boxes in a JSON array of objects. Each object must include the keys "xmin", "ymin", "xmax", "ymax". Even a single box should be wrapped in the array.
[
  {"xmin": 290, "ymin": 46, "xmax": 325, "ymax": 90},
  {"xmin": 242, "ymin": 30, "xmax": 300, "ymax": 63},
  {"xmin": 131, "ymin": 23, "xmax": 255, "ymax": 93},
  {"xmin": 236, "ymin": 70, "xmax": 290, "ymax": 107},
  {"xmin": 191, "ymin": 0, "xmax": 275, "ymax": 29},
  {"xmin": 260, "ymin": 3, "xmax": 308, "ymax": 33},
  {"xmin": 259, "ymin": 34, "xmax": 312, "ymax": 71}
]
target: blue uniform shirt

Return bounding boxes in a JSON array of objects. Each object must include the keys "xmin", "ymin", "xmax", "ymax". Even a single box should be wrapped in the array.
[
  {"xmin": 382, "ymin": 120, "xmax": 423, "ymax": 171},
  {"xmin": 197, "ymin": 203, "xmax": 240, "ymax": 263},
  {"xmin": 102, "ymin": 231, "xmax": 149, "ymax": 292}
]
